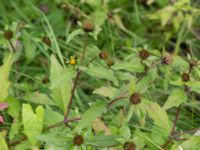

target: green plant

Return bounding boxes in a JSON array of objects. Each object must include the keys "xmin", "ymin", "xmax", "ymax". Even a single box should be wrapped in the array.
[{"xmin": 0, "ymin": 0, "xmax": 200, "ymax": 150}]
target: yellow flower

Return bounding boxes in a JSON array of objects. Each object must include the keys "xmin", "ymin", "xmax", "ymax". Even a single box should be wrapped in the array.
[{"xmin": 69, "ymin": 56, "xmax": 76, "ymax": 65}]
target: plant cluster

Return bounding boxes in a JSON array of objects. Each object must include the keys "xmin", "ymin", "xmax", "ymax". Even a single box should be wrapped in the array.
[{"xmin": 0, "ymin": 0, "xmax": 200, "ymax": 150}]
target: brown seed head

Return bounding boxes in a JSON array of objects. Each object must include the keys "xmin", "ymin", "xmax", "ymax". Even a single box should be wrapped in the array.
[
  {"xmin": 124, "ymin": 142, "xmax": 135, "ymax": 150},
  {"xmin": 139, "ymin": 50, "xmax": 149, "ymax": 60},
  {"xmin": 42, "ymin": 76, "xmax": 49, "ymax": 84},
  {"xmin": 42, "ymin": 36, "xmax": 51, "ymax": 46},
  {"xmin": 182, "ymin": 73, "xmax": 190, "ymax": 82},
  {"xmin": 83, "ymin": 20, "xmax": 94, "ymax": 32},
  {"xmin": 130, "ymin": 92, "xmax": 141, "ymax": 105},
  {"xmin": 73, "ymin": 135, "xmax": 84, "ymax": 146},
  {"xmin": 3, "ymin": 30, "xmax": 13, "ymax": 40},
  {"xmin": 162, "ymin": 53, "xmax": 173, "ymax": 65},
  {"xmin": 107, "ymin": 59, "xmax": 114, "ymax": 67},
  {"xmin": 189, "ymin": 59, "xmax": 197, "ymax": 68},
  {"xmin": 99, "ymin": 51, "xmax": 109, "ymax": 60}
]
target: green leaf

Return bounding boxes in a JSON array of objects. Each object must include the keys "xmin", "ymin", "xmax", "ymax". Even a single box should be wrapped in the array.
[
  {"xmin": 44, "ymin": 107, "xmax": 63, "ymax": 126},
  {"xmin": 187, "ymin": 81, "xmax": 200, "ymax": 94},
  {"xmin": 74, "ymin": 101, "xmax": 106, "ymax": 132},
  {"xmin": 38, "ymin": 132, "xmax": 68, "ymax": 147},
  {"xmin": 50, "ymin": 55, "xmax": 73, "ymax": 113},
  {"xmin": 147, "ymin": 103, "xmax": 170, "ymax": 132},
  {"xmin": 93, "ymin": 86, "xmax": 117, "ymax": 99},
  {"xmin": 23, "ymin": 32, "xmax": 36, "ymax": 61},
  {"xmin": 86, "ymin": 135, "xmax": 119, "ymax": 147},
  {"xmin": 66, "ymin": 29, "xmax": 84, "ymax": 44},
  {"xmin": 6, "ymin": 96, "xmax": 21, "ymax": 118},
  {"xmin": 119, "ymin": 125, "xmax": 131, "ymax": 140},
  {"xmin": 163, "ymin": 89, "xmax": 187, "ymax": 110},
  {"xmin": 0, "ymin": 136, "xmax": 8, "ymax": 150},
  {"xmin": 179, "ymin": 136, "xmax": 200, "ymax": 150},
  {"xmin": 24, "ymin": 91, "xmax": 55, "ymax": 105},
  {"xmin": 83, "ymin": 65, "xmax": 118, "ymax": 86},
  {"xmin": 85, "ymin": 0, "xmax": 101, "ymax": 7},
  {"xmin": 22, "ymin": 104, "xmax": 44, "ymax": 145},
  {"xmin": 0, "ymin": 53, "xmax": 13, "ymax": 102},
  {"xmin": 112, "ymin": 60, "xmax": 144, "ymax": 73}
]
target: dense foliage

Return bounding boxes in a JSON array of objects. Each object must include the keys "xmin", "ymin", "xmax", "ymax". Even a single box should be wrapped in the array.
[{"xmin": 0, "ymin": 0, "xmax": 200, "ymax": 149}]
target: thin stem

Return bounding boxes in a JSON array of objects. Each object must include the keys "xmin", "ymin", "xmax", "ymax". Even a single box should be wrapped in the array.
[
  {"xmin": 64, "ymin": 70, "xmax": 81, "ymax": 122},
  {"xmin": 9, "ymin": 117, "xmax": 81, "ymax": 147},
  {"xmin": 64, "ymin": 33, "xmax": 88, "ymax": 122},
  {"xmin": 173, "ymin": 128, "xmax": 200, "ymax": 137},
  {"xmin": 161, "ymin": 105, "xmax": 182, "ymax": 149},
  {"xmin": 171, "ymin": 105, "xmax": 181, "ymax": 134},
  {"xmin": 107, "ymin": 92, "xmax": 128, "ymax": 108},
  {"xmin": 8, "ymin": 40, "xmax": 16, "ymax": 52},
  {"xmin": 136, "ymin": 60, "xmax": 161, "ymax": 84}
]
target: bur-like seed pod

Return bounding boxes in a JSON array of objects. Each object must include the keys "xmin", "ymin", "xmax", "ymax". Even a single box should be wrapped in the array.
[
  {"xmin": 182, "ymin": 73, "xmax": 190, "ymax": 82},
  {"xmin": 130, "ymin": 92, "xmax": 141, "ymax": 105},
  {"xmin": 42, "ymin": 36, "xmax": 51, "ymax": 46},
  {"xmin": 124, "ymin": 142, "xmax": 135, "ymax": 150},
  {"xmin": 82, "ymin": 20, "xmax": 94, "ymax": 32},
  {"xmin": 99, "ymin": 51, "xmax": 109, "ymax": 60},
  {"xmin": 139, "ymin": 49, "xmax": 149, "ymax": 60},
  {"xmin": 73, "ymin": 135, "xmax": 84, "ymax": 146},
  {"xmin": 162, "ymin": 53, "xmax": 173, "ymax": 65},
  {"xmin": 3, "ymin": 30, "xmax": 13, "ymax": 40}
]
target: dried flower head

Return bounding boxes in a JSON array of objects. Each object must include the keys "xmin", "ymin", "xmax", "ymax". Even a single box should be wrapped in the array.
[
  {"xmin": 124, "ymin": 142, "xmax": 135, "ymax": 150},
  {"xmin": 99, "ymin": 51, "xmax": 109, "ymax": 60},
  {"xmin": 139, "ymin": 50, "xmax": 149, "ymax": 60},
  {"xmin": 182, "ymin": 73, "xmax": 190, "ymax": 82},
  {"xmin": 83, "ymin": 20, "xmax": 94, "ymax": 32},
  {"xmin": 3, "ymin": 30, "xmax": 13, "ymax": 40},
  {"xmin": 162, "ymin": 53, "xmax": 173, "ymax": 65},
  {"xmin": 130, "ymin": 92, "xmax": 141, "ymax": 105},
  {"xmin": 42, "ymin": 36, "xmax": 51, "ymax": 46},
  {"xmin": 73, "ymin": 135, "xmax": 84, "ymax": 146}
]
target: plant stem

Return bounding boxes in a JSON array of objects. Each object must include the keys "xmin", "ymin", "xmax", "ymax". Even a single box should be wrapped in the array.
[
  {"xmin": 64, "ymin": 70, "xmax": 81, "ymax": 122},
  {"xmin": 136, "ymin": 60, "xmax": 161, "ymax": 84},
  {"xmin": 161, "ymin": 105, "xmax": 182, "ymax": 149},
  {"xmin": 107, "ymin": 92, "xmax": 128, "ymax": 108},
  {"xmin": 64, "ymin": 33, "xmax": 88, "ymax": 122},
  {"xmin": 8, "ymin": 117, "xmax": 81, "ymax": 147}
]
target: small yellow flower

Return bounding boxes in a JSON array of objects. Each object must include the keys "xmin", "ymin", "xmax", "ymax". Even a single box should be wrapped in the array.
[{"xmin": 69, "ymin": 56, "xmax": 76, "ymax": 65}]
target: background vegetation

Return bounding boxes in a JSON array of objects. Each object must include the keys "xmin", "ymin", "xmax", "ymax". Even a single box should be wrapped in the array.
[{"xmin": 0, "ymin": 0, "xmax": 200, "ymax": 149}]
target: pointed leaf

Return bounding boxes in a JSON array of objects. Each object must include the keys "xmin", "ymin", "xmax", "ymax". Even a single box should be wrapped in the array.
[
  {"xmin": 0, "ymin": 53, "xmax": 13, "ymax": 102},
  {"xmin": 163, "ymin": 89, "xmax": 187, "ymax": 110},
  {"xmin": 50, "ymin": 55, "xmax": 73, "ymax": 113},
  {"xmin": 74, "ymin": 101, "xmax": 106, "ymax": 132},
  {"xmin": 22, "ymin": 104, "xmax": 44, "ymax": 145}
]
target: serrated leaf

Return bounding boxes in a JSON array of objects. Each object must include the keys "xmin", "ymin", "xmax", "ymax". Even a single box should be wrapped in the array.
[
  {"xmin": 0, "ymin": 53, "xmax": 13, "ymax": 102},
  {"xmin": 22, "ymin": 104, "xmax": 44, "ymax": 145},
  {"xmin": 74, "ymin": 101, "xmax": 106, "ymax": 132},
  {"xmin": 50, "ymin": 55, "xmax": 73, "ymax": 113},
  {"xmin": 83, "ymin": 65, "xmax": 118, "ymax": 86},
  {"xmin": 44, "ymin": 107, "xmax": 63, "ymax": 126},
  {"xmin": 66, "ymin": 29, "xmax": 84, "ymax": 44},
  {"xmin": 6, "ymin": 96, "xmax": 21, "ymax": 118},
  {"xmin": 112, "ymin": 60, "xmax": 144, "ymax": 73},
  {"xmin": 147, "ymin": 103, "xmax": 170, "ymax": 132},
  {"xmin": 24, "ymin": 91, "xmax": 55, "ymax": 105},
  {"xmin": 86, "ymin": 135, "xmax": 119, "ymax": 147},
  {"xmin": 93, "ymin": 86, "xmax": 116, "ymax": 99},
  {"xmin": 163, "ymin": 89, "xmax": 187, "ymax": 110}
]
